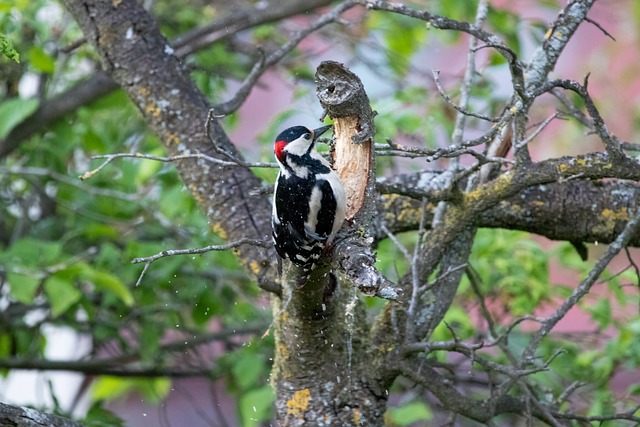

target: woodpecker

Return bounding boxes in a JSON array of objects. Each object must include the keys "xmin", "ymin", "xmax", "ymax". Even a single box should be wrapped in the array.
[{"xmin": 272, "ymin": 124, "xmax": 346, "ymax": 272}]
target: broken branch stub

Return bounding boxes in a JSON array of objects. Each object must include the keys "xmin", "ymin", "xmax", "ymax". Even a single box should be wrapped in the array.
[{"xmin": 316, "ymin": 61, "xmax": 376, "ymax": 220}]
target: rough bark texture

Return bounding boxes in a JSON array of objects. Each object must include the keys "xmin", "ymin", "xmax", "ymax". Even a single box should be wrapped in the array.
[
  {"xmin": 62, "ymin": 0, "xmax": 277, "ymax": 289},
  {"xmin": 270, "ymin": 61, "xmax": 391, "ymax": 426},
  {"xmin": 378, "ymin": 176, "xmax": 640, "ymax": 247},
  {"xmin": 0, "ymin": 402, "xmax": 84, "ymax": 427},
  {"xmin": 271, "ymin": 266, "xmax": 388, "ymax": 426}
]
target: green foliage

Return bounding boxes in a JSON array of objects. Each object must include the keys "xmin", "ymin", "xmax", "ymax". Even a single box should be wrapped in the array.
[
  {"xmin": 27, "ymin": 45, "xmax": 54, "ymax": 73},
  {"xmin": 386, "ymin": 401, "xmax": 432, "ymax": 426},
  {"xmin": 487, "ymin": 7, "xmax": 521, "ymax": 60},
  {"xmin": 0, "ymin": 98, "xmax": 39, "ymax": 138},
  {"xmin": 465, "ymin": 229, "xmax": 552, "ymax": 315},
  {"xmin": 239, "ymin": 386, "xmax": 275, "ymax": 427},
  {"xmin": 82, "ymin": 402, "xmax": 125, "ymax": 427},
  {"xmin": 371, "ymin": 13, "xmax": 427, "ymax": 77},
  {"xmin": 0, "ymin": 32, "xmax": 19, "ymax": 62},
  {"xmin": 92, "ymin": 377, "xmax": 171, "ymax": 403}
]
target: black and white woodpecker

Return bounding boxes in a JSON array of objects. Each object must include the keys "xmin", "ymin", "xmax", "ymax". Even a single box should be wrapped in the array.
[{"xmin": 271, "ymin": 124, "xmax": 346, "ymax": 273}]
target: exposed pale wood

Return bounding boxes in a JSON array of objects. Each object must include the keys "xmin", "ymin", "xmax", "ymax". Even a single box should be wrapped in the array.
[{"xmin": 333, "ymin": 115, "xmax": 371, "ymax": 219}]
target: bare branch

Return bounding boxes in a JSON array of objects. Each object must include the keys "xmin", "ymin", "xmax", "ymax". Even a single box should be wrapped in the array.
[
  {"xmin": 79, "ymin": 150, "xmax": 277, "ymax": 181},
  {"xmin": 0, "ymin": 402, "xmax": 84, "ymax": 427},
  {"xmin": 521, "ymin": 206, "xmax": 640, "ymax": 365},
  {"xmin": 535, "ymin": 77, "xmax": 624, "ymax": 157},
  {"xmin": 0, "ymin": 324, "xmax": 265, "ymax": 377},
  {"xmin": 552, "ymin": 404, "xmax": 640, "ymax": 424},
  {"xmin": 526, "ymin": 0, "xmax": 596, "ymax": 90},
  {"xmin": 131, "ymin": 238, "xmax": 271, "ymax": 286},
  {"xmin": 212, "ymin": 1, "xmax": 358, "ymax": 116},
  {"xmin": 432, "ymin": 69, "xmax": 498, "ymax": 123},
  {"xmin": 583, "ymin": 16, "xmax": 616, "ymax": 41},
  {"xmin": 355, "ymin": 0, "xmax": 516, "ymax": 63},
  {"xmin": 513, "ymin": 112, "xmax": 564, "ymax": 152},
  {"xmin": 1, "ymin": 165, "xmax": 138, "ymax": 201}
]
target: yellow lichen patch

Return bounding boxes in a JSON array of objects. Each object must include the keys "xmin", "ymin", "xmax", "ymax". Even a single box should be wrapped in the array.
[
  {"xmin": 249, "ymin": 260, "xmax": 261, "ymax": 275},
  {"xmin": 544, "ymin": 27, "xmax": 553, "ymax": 40},
  {"xmin": 166, "ymin": 132, "xmax": 180, "ymax": 145},
  {"xmin": 465, "ymin": 173, "xmax": 513, "ymax": 205},
  {"xmin": 507, "ymin": 203, "xmax": 525, "ymax": 214},
  {"xmin": 594, "ymin": 207, "xmax": 630, "ymax": 235},
  {"xmin": 353, "ymin": 407, "xmax": 362, "ymax": 425},
  {"xmin": 533, "ymin": 200, "xmax": 545, "ymax": 207},
  {"xmin": 211, "ymin": 222, "xmax": 228, "ymax": 240},
  {"xmin": 145, "ymin": 103, "xmax": 161, "ymax": 117},
  {"xmin": 382, "ymin": 193, "xmax": 400, "ymax": 211},
  {"xmin": 112, "ymin": 0, "xmax": 123, "ymax": 7},
  {"xmin": 277, "ymin": 342, "xmax": 290, "ymax": 359},
  {"xmin": 187, "ymin": 183, "xmax": 203, "ymax": 204},
  {"xmin": 286, "ymin": 389, "xmax": 311, "ymax": 415},
  {"xmin": 139, "ymin": 86, "xmax": 150, "ymax": 96},
  {"xmin": 278, "ymin": 309, "xmax": 289, "ymax": 324},
  {"xmin": 558, "ymin": 163, "xmax": 569, "ymax": 174}
]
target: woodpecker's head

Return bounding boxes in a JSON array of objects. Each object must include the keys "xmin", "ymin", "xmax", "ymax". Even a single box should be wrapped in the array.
[{"xmin": 273, "ymin": 124, "xmax": 332, "ymax": 165}]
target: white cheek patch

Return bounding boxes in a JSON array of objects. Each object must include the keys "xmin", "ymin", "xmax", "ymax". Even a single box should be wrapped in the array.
[{"xmin": 284, "ymin": 137, "xmax": 312, "ymax": 157}]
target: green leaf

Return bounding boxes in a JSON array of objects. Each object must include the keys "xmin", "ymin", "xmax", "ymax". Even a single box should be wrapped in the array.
[
  {"xmin": 239, "ymin": 386, "xmax": 275, "ymax": 427},
  {"xmin": 83, "ymin": 401, "xmax": 125, "ymax": 427},
  {"xmin": 44, "ymin": 276, "xmax": 82, "ymax": 317},
  {"xmin": 139, "ymin": 322, "xmax": 161, "ymax": 364},
  {"xmin": 232, "ymin": 351, "xmax": 265, "ymax": 390},
  {"xmin": 0, "ymin": 98, "xmax": 39, "ymax": 139},
  {"xmin": 92, "ymin": 377, "xmax": 136, "ymax": 401},
  {"xmin": 630, "ymin": 384, "xmax": 640, "ymax": 395},
  {"xmin": 0, "ymin": 32, "xmax": 19, "ymax": 62},
  {"xmin": 387, "ymin": 401, "xmax": 432, "ymax": 425},
  {"xmin": 28, "ymin": 46, "xmax": 55, "ymax": 73},
  {"xmin": 7, "ymin": 272, "xmax": 40, "ymax": 304},
  {"xmin": 193, "ymin": 289, "xmax": 222, "ymax": 325},
  {"xmin": 81, "ymin": 266, "xmax": 134, "ymax": 306},
  {"xmin": 586, "ymin": 298, "xmax": 611, "ymax": 329},
  {"xmin": 92, "ymin": 377, "xmax": 171, "ymax": 404}
]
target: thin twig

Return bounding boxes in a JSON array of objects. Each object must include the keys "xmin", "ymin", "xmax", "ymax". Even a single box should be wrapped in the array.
[
  {"xmin": 1, "ymin": 165, "xmax": 138, "ymax": 201},
  {"xmin": 513, "ymin": 112, "xmax": 563, "ymax": 151},
  {"xmin": 80, "ymin": 151, "xmax": 277, "ymax": 180},
  {"xmin": 211, "ymin": 1, "xmax": 358, "ymax": 116},
  {"xmin": 406, "ymin": 198, "xmax": 429, "ymax": 336},
  {"xmin": 132, "ymin": 238, "xmax": 271, "ymax": 286},
  {"xmin": 432, "ymin": 70, "xmax": 498, "ymax": 123},
  {"xmin": 583, "ymin": 16, "xmax": 616, "ymax": 41},
  {"xmin": 552, "ymin": 404, "xmax": 640, "ymax": 424},
  {"xmin": 380, "ymin": 224, "xmax": 412, "ymax": 263},
  {"xmin": 521, "ymin": 207, "xmax": 640, "ymax": 365},
  {"xmin": 533, "ymin": 76, "xmax": 624, "ymax": 157}
]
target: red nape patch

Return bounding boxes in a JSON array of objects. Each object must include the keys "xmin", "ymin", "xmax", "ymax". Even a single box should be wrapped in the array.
[{"xmin": 274, "ymin": 140, "xmax": 287, "ymax": 162}]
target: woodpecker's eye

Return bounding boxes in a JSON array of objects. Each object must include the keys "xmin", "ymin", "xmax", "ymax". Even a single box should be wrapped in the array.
[{"xmin": 304, "ymin": 133, "xmax": 311, "ymax": 140}]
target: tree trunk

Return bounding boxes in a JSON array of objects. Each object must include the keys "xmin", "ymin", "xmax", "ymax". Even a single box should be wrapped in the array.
[{"xmin": 271, "ymin": 267, "xmax": 390, "ymax": 425}]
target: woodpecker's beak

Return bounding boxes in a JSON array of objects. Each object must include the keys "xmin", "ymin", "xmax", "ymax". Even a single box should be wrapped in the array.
[{"xmin": 312, "ymin": 125, "xmax": 332, "ymax": 142}]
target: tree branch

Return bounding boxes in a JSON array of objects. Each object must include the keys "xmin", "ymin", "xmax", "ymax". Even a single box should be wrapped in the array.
[
  {"xmin": 0, "ymin": 0, "xmax": 333, "ymax": 158},
  {"xmin": 62, "ymin": 0, "xmax": 278, "ymax": 289},
  {"xmin": 0, "ymin": 402, "xmax": 84, "ymax": 427},
  {"xmin": 378, "ymin": 176, "xmax": 640, "ymax": 248},
  {"xmin": 520, "ymin": 205, "xmax": 640, "ymax": 365}
]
